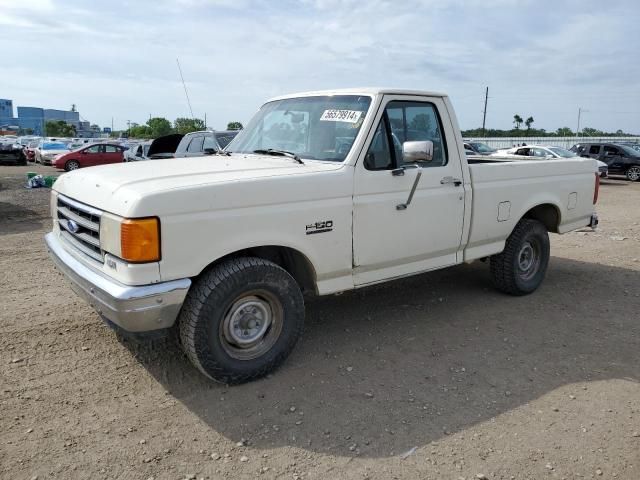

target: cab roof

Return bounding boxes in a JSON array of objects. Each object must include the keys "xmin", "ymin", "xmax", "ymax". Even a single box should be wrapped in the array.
[{"xmin": 267, "ymin": 88, "xmax": 448, "ymax": 103}]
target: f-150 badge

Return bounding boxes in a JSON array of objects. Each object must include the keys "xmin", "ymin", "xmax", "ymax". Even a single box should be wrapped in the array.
[{"xmin": 305, "ymin": 220, "xmax": 333, "ymax": 235}]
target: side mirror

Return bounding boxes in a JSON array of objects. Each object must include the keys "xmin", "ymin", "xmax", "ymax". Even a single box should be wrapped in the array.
[
  {"xmin": 402, "ymin": 140, "xmax": 433, "ymax": 164},
  {"xmin": 203, "ymin": 147, "xmax": 217, "ymax": 155}
]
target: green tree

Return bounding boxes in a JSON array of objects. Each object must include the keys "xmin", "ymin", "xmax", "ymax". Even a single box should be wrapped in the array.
[
  {"xmin": 556, "ymin": 127, "xmax": 573, "ymax": 136},
  {"xmin": 525, "ymin": 116, "xmax": 534, "ymax": 130},
  {"xmin": 45, "ymin": 120, "xmax": 76, "ymax": 137},
  {"xmin": 129, "ymin": 125, "xmax": 153, "ymax": 138},
  {"xmin": 410, "ymin": 113, "xmax": 433, "ymax": 133},
  {"xmin": 513, "ymin": 114, "xmax": 523, "ymax": 130},
  {"xmin": 147, "ymin": 117, "xmax": 172, "ymax": 137},
  {"xmin": 174, "ymin": 117, "xmax": 206, "ymax": 134},
  {"xmin": 227, "ymin": 121, "xmax": 243, "ymax": 130},
  {"xmin": 581, "ymin": 127, "xmax": 601, "ymax": 137}
]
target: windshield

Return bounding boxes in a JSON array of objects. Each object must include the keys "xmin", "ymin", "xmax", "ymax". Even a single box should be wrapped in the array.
[
  {"xmin": 548, "ymin": 147, "xmax": 576, "ymax": 158},
  {"xmin": 619, "ymin": 145, "xmax": 640, "ymax": 156},
  {"xmin": 470, "ymin": 142, "xmax": 495, "ymax": 153},
  {"xmin": 43, "ymin": 142, "xmax": 67, "ymax": 150},
  {"xmin": 226, "ymin": 95, "xmax": 372, "ymax": 162}
]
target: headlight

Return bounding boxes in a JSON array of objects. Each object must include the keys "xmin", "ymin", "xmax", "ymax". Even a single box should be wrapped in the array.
[{"xmin": 100, "ymin": 214, "xmax": 161, "ymax": 263}]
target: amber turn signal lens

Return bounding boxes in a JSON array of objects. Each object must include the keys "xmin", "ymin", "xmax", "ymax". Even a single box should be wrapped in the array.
[{"xmin": 120, "ymin": 218, "xmax": 160, "ymax": 262}]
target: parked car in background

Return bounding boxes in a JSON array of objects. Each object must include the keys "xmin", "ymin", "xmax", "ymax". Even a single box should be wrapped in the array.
[
  {"xmin": 147, "ymin": 133, "xmax": 184, "ymax": 159},
  {"xmin": 570, "ymin": 142, "xmax": 640, "ymax": 181},
  {"xmin": 124, "ymin": 140, "xmax": 152, "ymax": 162},
  {"xmin": 499, "ymin": 144, "xmax": 608, "ymax": 177},
  {"xmin": 24, "ymin": 140, "xmax": 41, "ymax": 162},
  {"xmin": 0, "ymin": 141, "xmax": 27, "ymax": 165},
  {"xmin": 174, "ymin": 130, "xmax": 240, "ymax": 157},
  {"xmin": 463, "ymin": 141, "xmax": 497, "ymax": 155},
  {"xmin": 52, "ymin": 143, "xmax": 125, "ymax": 171},
  {"xmin": 35, "ymin": 141, "xmax": 71, "ymax": 165}
]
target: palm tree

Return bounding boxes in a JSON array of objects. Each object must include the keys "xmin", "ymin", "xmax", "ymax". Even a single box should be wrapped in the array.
[
  {"xmin": 513, "ymin": 114, "xmax": 523, "ymax": 129},
  {"xmin": 525, "ymin": 116, "xmax": 534, "ymax": 130}
]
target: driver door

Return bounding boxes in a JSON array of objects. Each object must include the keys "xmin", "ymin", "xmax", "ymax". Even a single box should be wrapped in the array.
[
  {"xmin": 82, "ymin": 144, "xmax": 103, "ymax": 166},
  {"xmin": 352, "ymin": 95, "xmax": 466, "ymax": 286}
]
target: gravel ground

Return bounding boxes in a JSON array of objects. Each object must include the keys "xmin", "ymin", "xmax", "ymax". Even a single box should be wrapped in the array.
[{"xmin": 1, "ymin": 166, "xmax": 639, "ymax": 480}]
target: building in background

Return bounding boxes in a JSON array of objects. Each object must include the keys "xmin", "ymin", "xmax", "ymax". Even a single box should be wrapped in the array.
[
  {"xmin": 0, "ymin": 99, "xmax": 19, "ymax": 132},
  {"xmin": 0, "ymin": 97, "xmax": 100, "ymax": 137}
]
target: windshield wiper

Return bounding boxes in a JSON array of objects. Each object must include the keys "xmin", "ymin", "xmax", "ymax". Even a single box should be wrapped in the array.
[{"xmin": 253, "ymin": 149, "xmax": 304, "ymax": 164}]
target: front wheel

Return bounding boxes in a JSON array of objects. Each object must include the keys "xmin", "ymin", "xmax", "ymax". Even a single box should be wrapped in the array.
[
  {"xmin": 626, "ymin": 166, "xmax": 640, "ymax": 182},
  {"xmin": 65, "ymin": 160, "xmax": 80, "ymax": 171},
  {"xmin": 179, "ymin": 257, "xmax": 305, "ymax": 384},
  {"xmin": 490, "ymin": 219, "xmax": 550, "ymax": 296}
]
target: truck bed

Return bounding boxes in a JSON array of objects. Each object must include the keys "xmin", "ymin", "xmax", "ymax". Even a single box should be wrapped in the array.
[{"xmin": 463, "ymin": 156, "xmax": 597, "ymax": 261}]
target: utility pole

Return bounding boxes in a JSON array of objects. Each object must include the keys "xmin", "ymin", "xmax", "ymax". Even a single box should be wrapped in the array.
[
  {"xmin": 482, "ymin": 86, "xmax": 488, "ymax": 137},
  {"xmin": 204, "ymin": 112, "xmax": 207, "ymax": 129},
  {"xmin": 127, "ymin": 120, "xmax": 131, "ymax": 138},
  {"xmin": 576, "ymin": 107, "xmax": 582, "ymax": 139}
]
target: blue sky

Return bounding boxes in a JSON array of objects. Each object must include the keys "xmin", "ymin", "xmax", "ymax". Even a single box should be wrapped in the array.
[{"xmin": 1, "ymin": 0, "xmax": 639, "ymax": 133}]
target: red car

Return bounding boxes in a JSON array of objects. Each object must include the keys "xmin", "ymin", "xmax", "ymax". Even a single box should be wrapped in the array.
[{"xmin": 53, "ymin": 143, "xmax": 125, "ymax": 171}]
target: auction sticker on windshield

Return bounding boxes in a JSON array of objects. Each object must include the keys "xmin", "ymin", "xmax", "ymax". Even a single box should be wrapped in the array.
[{"xmin": 320, "ymin": 109, "xmax": 363, "ymax": 123}]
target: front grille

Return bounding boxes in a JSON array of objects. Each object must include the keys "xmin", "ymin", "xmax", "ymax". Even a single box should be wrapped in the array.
[{"xmin": 57, "ymin": 195, "xmax": 104, "ymax": 263}]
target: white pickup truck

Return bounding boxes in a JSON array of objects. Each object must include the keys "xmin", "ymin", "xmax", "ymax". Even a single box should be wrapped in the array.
[{"xmin": 46, "ymin": 88, "xmax": 600, "ymax": 383}]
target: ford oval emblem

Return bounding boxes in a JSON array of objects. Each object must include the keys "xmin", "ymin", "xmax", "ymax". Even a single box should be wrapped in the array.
[{"xmin": 67, "ymin": 220, "xmax": 80, "ymax": 233}]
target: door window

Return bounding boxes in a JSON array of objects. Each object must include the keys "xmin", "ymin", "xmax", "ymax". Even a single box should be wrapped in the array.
[
  {"xmin": 203, "ymin": 136, "xmax": 218, "ymax": 151},
  {"xmin": 589, "ymin": 145, "xmax": 600, "ymax": 154},
  {"xmin": 364, "ymin": 101, "xmax": 448, "ymax": 170},
  {"xmin": 85, "ymin": 145, "xmax": 101, "ymax": 153},
  {"xmin": 364, "ymin": 119, "xmax": 393, "ymax": 170},
  {"xmin": 603, "ymin": 145, "xmax": 620, "ymax": 155},
  {"xmin": 187, "ymin": 136, "xmax": 204, "ymax": 153},
  {"xmin": 105, "ymin": 145, "xmax": 118, "ymax": 153},
  {"xmin": 532, "ymin": 148, "xmax": 548, "ymax": 157}
]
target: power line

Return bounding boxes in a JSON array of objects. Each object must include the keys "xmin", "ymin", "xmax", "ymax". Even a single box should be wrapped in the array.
[{"xmin": 176, "ymin": 58, "xmax": 194, "ymax": 119}]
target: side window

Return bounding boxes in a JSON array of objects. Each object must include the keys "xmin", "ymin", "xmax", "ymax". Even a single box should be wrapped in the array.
[
  {"xmin": 86, "ymin": 145, "xmax": 101, "ymax": 153},
  {"xmin": 603, "ymin": 145, "xmax": 619, "ymax": 155},
  {"xmin": 386, "ymin": 101, "xmax": 447, "ymax": 167},
  {"xmin": 515, "ymin": 148, "xmax": 528, "ymax": 156},
  {"xmin": 203, "ymin": 136, "xmax": 218, "ymax": 151},
  {"xmin": 215, "ymin": 134, "xmax": 234, "ymax": 149},
  {"xmin": 105, "ymin": 145, "xmax": 118, "ymax": 153},
  {"xmin": 532, "ymin": 148, "xmax": 547, "ymax": 157},
  {"xmin": 187, "ymin": 136, "xmax": 204, "ymax": 153},
  {"xmin": 364, "ymin": 118, "xmax": 393, "ymax": 170},
  {"xmin": 589, "ymin": 145, "xmax": 600, "ymax": 155}
]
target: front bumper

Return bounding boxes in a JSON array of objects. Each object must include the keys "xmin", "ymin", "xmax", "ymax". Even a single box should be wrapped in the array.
[{"xmin": 45, "ymin": 232, "xmax": 191, "ymax": 332}]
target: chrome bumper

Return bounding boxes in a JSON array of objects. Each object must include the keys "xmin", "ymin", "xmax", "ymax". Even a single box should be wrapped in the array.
[{"xmin": 45, "ymin": 232, "xmax": 191, "ymax": 332}]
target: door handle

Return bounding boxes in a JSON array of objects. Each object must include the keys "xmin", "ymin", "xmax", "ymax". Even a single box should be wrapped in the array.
[{"xmin": 440, "ymin": 176, "xmax": 462, "ymax": 186}]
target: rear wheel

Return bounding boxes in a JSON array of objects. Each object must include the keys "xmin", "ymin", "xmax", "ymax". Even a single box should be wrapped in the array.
[
  {"xmin": 179, "ymin": 257, "xmax": 305, "ymax": 384},
  {"xmin": 626, "ymin": 166, "xmax": 640, "ymax": 182},
  {"xmin": 65, "ymin": 160, "xmax": 80, "ymax": 171},
  {"xmin": 490, "ymin": 219, "xmax": 550, "ymax": 295}
]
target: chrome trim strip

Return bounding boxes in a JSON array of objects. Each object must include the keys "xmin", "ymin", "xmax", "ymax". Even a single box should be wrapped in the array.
[
  {"xmin": 57, "ymin": 206, "xmax": 100, "ymax": 232},
  {"xmin": 60, "ymin": 231, "xmax": 103, "ymax": 262},
  {"xmin": 57, "ymin": 194, "xmax": 104, "ymax": 217}
]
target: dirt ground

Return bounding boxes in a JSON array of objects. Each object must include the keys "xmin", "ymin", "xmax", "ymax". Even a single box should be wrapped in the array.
[{"xmin": 1, "ymin": 165, "xmax": 639, "ymax": 480}]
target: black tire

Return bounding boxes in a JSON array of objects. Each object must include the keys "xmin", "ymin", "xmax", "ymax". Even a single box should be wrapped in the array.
[
  {"xmin": 625, "ymin": 166, "xmax": 640, "ymax": 182},
  {"xmin": 65, "ymin": 160, "xmax": 80, "ymax": 171},
  {"xmin": 179, "ymin": 257, "xmax": 305, "ymax": 384},
  {"xmin": 490, "ymin": 219, "xmax": 550, "ymax": 296}
]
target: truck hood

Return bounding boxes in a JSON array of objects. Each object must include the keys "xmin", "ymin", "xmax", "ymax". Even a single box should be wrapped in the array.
[{"xmin": 53, "ymin": 154, "xmax": 344, "ymax": 217}]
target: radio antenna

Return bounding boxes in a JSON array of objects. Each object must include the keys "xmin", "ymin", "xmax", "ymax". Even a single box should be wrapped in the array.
[{"xmin": 176, "ymin": 57, "xmax": 194, "ymax": 119}]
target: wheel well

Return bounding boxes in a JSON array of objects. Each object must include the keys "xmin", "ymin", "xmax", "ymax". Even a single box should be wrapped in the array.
[
  {"xmin": 522, "ymin": 204, "xmax": 560, "ymax": 233},
  {"xmin": 201, "ymin": 246, "xmax": 317, "ymax": 295}
]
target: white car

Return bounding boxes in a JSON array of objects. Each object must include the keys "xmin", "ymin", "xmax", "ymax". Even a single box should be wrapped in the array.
[
  {"xmin": 34, "ymin": 140, "xmax": 71, "ymax": 165},
  {"xmin": 496, "ymin": 145, "xmax": 608, "ymax": 177},
  {"xmin": 46, "ymin": 88, "xmax": 600, "ymax": 383}
]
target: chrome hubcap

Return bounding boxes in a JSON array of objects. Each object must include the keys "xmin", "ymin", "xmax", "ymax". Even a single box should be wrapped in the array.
[
  {"xmin": 219, "ymin": 290, "xmax": 283, "ymax": 360},
  {"xmin": 628, "ymin": 167, "xmax": 640, "ymax": 181},
  {"xmin": 69, "ymin": 163, "xmax": 78, "ymax": 170}
]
